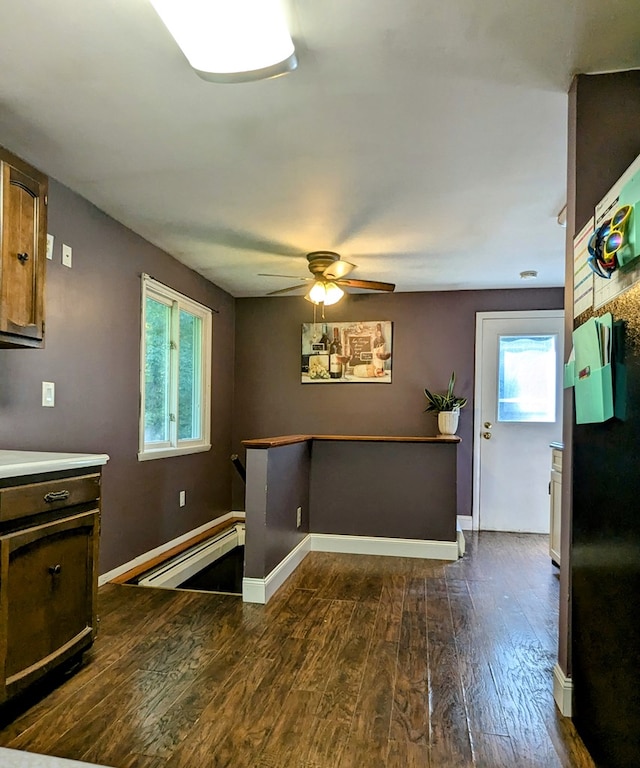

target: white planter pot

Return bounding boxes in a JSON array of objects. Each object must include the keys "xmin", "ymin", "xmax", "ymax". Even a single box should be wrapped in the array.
[{"xmin": 437, "ymin": 409, "xmax": 460, "ymax": 435}]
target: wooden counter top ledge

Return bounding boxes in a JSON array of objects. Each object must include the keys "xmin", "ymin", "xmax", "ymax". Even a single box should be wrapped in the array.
[{"xmin": 242, "ymin": 434, "xmax": 461, "ymax": 449}]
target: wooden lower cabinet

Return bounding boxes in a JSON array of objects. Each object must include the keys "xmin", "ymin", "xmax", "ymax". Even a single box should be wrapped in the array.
[{"xmin": 0, "ymin": 472, "xmax": 100, "ymax": 703}]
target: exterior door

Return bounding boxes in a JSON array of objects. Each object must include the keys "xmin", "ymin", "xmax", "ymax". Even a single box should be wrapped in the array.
[{"xmin": 473, "ymin": 311, "xmax": 564, "ymax": 532}]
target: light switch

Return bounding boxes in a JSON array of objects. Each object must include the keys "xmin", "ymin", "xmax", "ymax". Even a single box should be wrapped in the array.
[
  {"xmin": 42, "ymin": 381, "xmax": 55, "ymax": 407},
  {"xmin": 46, "ymin": 234, "xmax": 54, "ymax": 260},
  {"xmin": 62, "ymin": 244, "xmax": 72, "ymax": 268}
]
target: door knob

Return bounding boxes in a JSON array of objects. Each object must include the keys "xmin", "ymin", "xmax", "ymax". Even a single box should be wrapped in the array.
[
  {"xmin": 484, "ymin": 422, "xmax": 492, "ymax": 429},
  {"xmin": 482, "ymin": 431, "xmax": 492, "ymax": 440}
]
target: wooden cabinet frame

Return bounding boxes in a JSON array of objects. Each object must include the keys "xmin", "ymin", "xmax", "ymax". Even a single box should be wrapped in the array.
[{"xmin": 0, "ymin": 145, "xmax": 48, "ymax": 349}]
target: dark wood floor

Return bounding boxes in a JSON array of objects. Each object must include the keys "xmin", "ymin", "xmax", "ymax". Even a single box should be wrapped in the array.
[{"xmin": 0, "ymin": 533, "xmax": 595, "ymax": 768}]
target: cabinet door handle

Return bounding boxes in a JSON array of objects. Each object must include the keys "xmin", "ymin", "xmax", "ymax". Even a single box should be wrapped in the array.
[
  {"xmin": 44, "ymin": 490, "xmax": 70, "ymax": 503},
  {"xmin": 48, "ymin": 564, "xmax": 62, "ymax": 575},
  {"xmin": 16, "ymin": 252, "xmax": 29, "ymax": 263}
]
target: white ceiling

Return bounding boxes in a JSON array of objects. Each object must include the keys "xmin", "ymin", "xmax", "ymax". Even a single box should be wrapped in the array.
[{"xmin": 0, "ymin": 0, "xmax": 639, "ymax": 296}]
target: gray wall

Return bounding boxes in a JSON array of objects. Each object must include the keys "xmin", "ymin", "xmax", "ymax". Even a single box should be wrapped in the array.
[
  {"xmin": 0, "ymin": 179, "xmax": 235, "ymax": 574},
  {"xmin": 233, "ymin": 288, "xmax": 564, "ymax": 513},
  {"xmin": 244, "ymin": 442, "xmax": 310, "ymax": 579},
  {"xmin": 310, "ymin": 440, "xmax": 457, "ymax": 541},
  {"xmin": 0, "ymin": 153, "xmax": 563, "ymax": 580}
]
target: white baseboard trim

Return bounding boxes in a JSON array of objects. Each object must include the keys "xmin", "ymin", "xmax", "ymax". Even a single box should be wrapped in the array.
[
  {"xmin": 310, "ymin": 533, "xmax": 459, "ymax": 561},
  {"xmin": 98, "ymin": 512, "xmax": 242, "ymax": 586},
  {"xmin": 242, "ymin": 535, "xmax": 311, "ymax": 604},
  {"xmin": 457, "ymin": 515, "xmax": 473, "ymax": 531},
  {"xmin": 553, "ymin": 663, "xmax": 573, "ymax": 717},
  {"xmin": 456, "ymin": 523, "xmax": 466, "ymax": 557},
  {"xmin": 242, "ymin": 532, "xmax": 458, "ymax": 604}
]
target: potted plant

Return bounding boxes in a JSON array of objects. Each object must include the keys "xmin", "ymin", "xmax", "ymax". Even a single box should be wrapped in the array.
[{"xmin": 424, "ymin": 371, "xmax": 468, "ymax": 435}]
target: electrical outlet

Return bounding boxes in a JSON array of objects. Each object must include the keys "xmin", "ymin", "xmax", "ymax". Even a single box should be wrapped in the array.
[
  {"xmin": 62, "ymin": 244, "xmax": 72, "ymax": 268},
  {"xmin": 296, "ymin": 506, "xmax": 302, "ymax": 528},
  {"xmin": 179, "ymin": 490, "xmax": 186, "ymax": 507}
]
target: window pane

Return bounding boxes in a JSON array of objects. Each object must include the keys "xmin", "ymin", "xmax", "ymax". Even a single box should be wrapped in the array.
[
  {"xmin": 139, "ymin": 275, "xmax": 212, "ymax": 461},
  {"xmin": 144, "ymin": 297, "xmax": 171, "ymax": 443},
  {"xmin": 498, "ymin": 335, "xmax": 557, "ymax": 422},
  {"xmin": 178, "ymin": 309, "xmax": 202, "ymax": 441}
]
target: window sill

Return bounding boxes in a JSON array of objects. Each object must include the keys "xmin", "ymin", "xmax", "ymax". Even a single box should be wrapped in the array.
[{"xmin": 138, "ymin": 443, "xmax": 212, "ymax": 462}]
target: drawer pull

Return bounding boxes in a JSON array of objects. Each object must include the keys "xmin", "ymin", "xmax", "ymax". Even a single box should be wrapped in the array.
[
  {"xmin": 48, "ymin": 564, "xmax": 62, "ymax": 575},
  {"xmin": 44, "ymin": 490, "xmax": 70, "ymax": 503}
]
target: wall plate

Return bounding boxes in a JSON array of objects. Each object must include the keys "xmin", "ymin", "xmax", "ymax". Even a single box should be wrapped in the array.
[{"xmin": 62, "ymin": 244, "xmax": 72, "ymax": 268}]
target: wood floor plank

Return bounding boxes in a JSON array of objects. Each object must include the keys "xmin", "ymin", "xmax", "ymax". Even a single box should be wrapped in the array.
[
  {"xmin": 467, "ymin": 567, "xmax": 565, "ymax": 767},
  {"xmin": 338, "ymin": 735, "xmax": 388, "ymax": 768},
  {"xmin": 316, "ymin": 601, "xmax": 378, "ymax": 724},
  {"xmin": 257, "ymin": 689, "xmax": 323, "ymax": 766},
  {"xmin": 114, "ymin": 645, "xmax": 254, "ymax": 760},
  {"xmin": 317, "ymin": 562, "xmax": 383, "ymax": 602},
  {"xmin": 162, "ymin": 654, "xmax": 276, "ymax": 768},
  {"xmin": 262, "ymin": 587, "xmax": 317, "ymax": 636},
  {"xmin": 471, "ymin": 731, "xmax": 517, "ymax": 767},
  {"xmin": 387, "ymin": 740, "xmax": 431, "ymax": 767},
  {"xmin": 115, "ymin": 756, "xmax": 168, "ymax": 768},
  {"xmin": 0, "ymin": 586, "xmax": 205, "ymax": 747},
  {"xmin": 290, "ymin": 596, "xmax": 333, "ymax": 640},
  {"xmin": 374, "ymin": 574, "xmax": 405, "ymax": 642},
  {"xmin": 390, "ymin": 611, "xmax": 430, "ymax": 747},
  {"xmin": 448, "ymin": 579, "xmax": 511, "ymax": 737},
  {"xmin": 350, "ymin": 639, "xmax": 398, "ymax": 744},
  {"xmin": 302, "ymin": 717, "xmax": 351, "ymax": 767},
  {"xmin": 426, "ymin": 578, "xmax": 474, "ymax": 767},
  {"xmin": 0, "ymin": 534, "xmax": 597, "ymax": 768},
  {"xmin": 293, "ymin": 600, "xmax": 356, "ymax": 692},
  {"xmin": 43, "ymin": 668, "xmax": 173, "ymax": 762}
]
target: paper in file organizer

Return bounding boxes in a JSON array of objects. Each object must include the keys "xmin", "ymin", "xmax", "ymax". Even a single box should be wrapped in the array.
[{"xmin": 572, "ymin": 313, "xmax": 614, "ymax": 424}]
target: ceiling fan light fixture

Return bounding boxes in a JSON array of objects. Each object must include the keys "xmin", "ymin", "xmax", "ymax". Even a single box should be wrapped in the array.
[
  {"xmin": 306, "ymin": 280, "xmax": 344, "ymax": 306},
  {"xmin": 148, "ymin": 0, "xmax": 297, "ymax": 83}
]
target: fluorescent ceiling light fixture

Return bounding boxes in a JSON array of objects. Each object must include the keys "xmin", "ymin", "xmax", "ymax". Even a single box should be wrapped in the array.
[
  {"xmin": 148, "ymin": 0, "xmax": 297, "ymax": 83},
  {"xmin": 305, "ymin": 281, "xmax": 345, "ymax": 306}
]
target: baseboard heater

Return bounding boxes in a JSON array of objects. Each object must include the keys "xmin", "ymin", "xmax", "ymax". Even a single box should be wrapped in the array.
[{"xmin": 137, "ymin": 523, "xmax": 245, "ymax": 589}]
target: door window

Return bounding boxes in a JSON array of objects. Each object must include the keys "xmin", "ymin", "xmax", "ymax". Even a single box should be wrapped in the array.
[{"xmin": 497, "ymin": 335, "xmax": 557, "ymax": 422}]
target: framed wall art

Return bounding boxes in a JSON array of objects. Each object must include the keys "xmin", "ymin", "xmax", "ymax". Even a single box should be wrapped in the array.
[{"xmin": 301, "ymin": 320, "xmax": 393, "ymax": 383}]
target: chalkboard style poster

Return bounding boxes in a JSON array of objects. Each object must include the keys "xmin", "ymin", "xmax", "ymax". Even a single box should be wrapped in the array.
[{"xmin": 301, "ymin": 321, "xmax": 393, "ymax": 383}]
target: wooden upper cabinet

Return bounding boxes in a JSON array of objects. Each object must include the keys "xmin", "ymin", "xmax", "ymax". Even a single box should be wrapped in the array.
[{"xmin": 0, "ymin": 145, "xmax": 48, "ymax": 348}]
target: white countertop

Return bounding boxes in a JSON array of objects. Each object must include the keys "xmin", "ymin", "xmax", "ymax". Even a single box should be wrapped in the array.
[
  {"xmin": 0, "ymin": 450, "xmax": 109, "ymax": 479},
  {"xmin": 0, "ymin": 748, "xmax": 112, "ymax": 768}
]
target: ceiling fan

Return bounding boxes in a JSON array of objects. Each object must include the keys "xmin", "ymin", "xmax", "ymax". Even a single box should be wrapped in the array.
[{"xmin": 259, "ymin": 251, "xmax": 396, "ymax": 305}]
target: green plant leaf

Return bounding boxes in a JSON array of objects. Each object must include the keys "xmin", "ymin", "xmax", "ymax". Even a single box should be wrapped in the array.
[{"xmin": 423, "ymin": 372, "xmax": 466, "ymax": 413}]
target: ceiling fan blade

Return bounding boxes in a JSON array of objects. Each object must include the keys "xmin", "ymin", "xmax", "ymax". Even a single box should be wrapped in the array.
[
  {"xmin": 259, "ymin": 273, "xmax": 313, "ymax": 280},
  {"xmin": 322, "ymin": 260, "xmax": 356, "ymax": 280},
  {"xmin": 266, "ymin": 284, "xmax": 309, "ymax": 296},
  {"xmin": 337, "ymin": 278, "xmax": 396, "ymax": 292}
]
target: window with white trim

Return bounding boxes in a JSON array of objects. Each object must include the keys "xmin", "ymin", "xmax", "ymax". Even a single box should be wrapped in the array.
[{"xmin": 139, "ymin": 275, "xmax": 212, "ymax": 460}]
